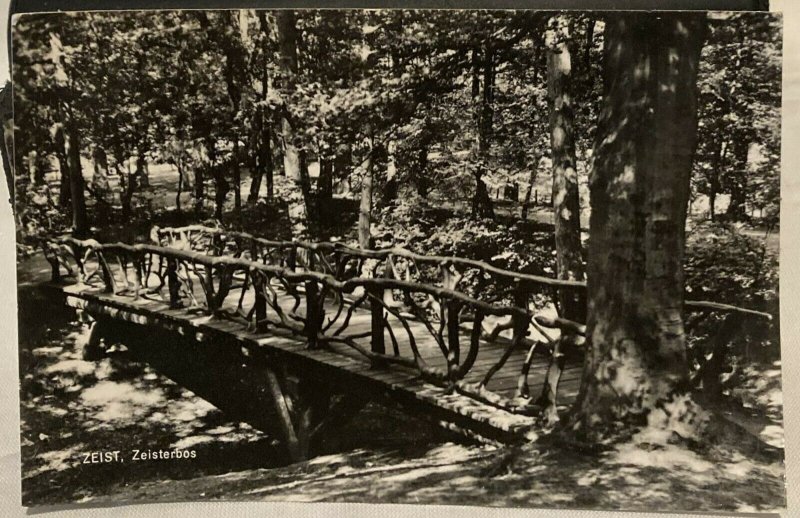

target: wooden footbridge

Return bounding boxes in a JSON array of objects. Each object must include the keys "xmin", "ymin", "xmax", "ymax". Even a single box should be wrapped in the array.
[{"xmin": 35, "ymin": 225, "xmax": 772, "ymax": 461}]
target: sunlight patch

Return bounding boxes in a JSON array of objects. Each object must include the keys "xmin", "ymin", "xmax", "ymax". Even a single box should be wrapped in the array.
[{"xmin": 80, "ymin": 380, "xmax": 166, "ymax": 423}]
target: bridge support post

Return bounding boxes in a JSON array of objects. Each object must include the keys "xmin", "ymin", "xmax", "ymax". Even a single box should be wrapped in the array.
[
  {"xmin": 264, "ymin": 366, "xmax": 304, "ymax": 462},
  {"xmin": 262, "ymin": 362, "xmax": 341, "ymax": 463},
  {"xmin": 83, "ymin": 317, "xmax": 110, "ymax": 361}
]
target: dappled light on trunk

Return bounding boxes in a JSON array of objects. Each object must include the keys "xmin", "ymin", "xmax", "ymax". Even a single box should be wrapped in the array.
[{"xmin": 570, "ymin": 13, "xmax": 707, "ymax": 440}]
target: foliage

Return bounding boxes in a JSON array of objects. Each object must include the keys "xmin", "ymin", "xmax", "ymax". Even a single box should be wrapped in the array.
[
  {"xmin": 693, "ymin": 12, "xmax": 781, "ymax": 224},
  {"xmin": 683, "ymin": 221, "xmax": 779, "ymax": 397},
  {"xmin": 684, "ymin": 221, "xmax": 778, "ymax": 309}
]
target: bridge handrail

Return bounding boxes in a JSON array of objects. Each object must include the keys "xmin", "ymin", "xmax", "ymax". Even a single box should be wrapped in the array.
[
  {"xmin": 35, "ymin": 231, "xmax": 773, "ymax": 419},
  {"xmin": 152, "ymin": 225, "xmax": 773, "ymax": 321},
  {"xmin": 152, "ymin": 225, "xmax": 584, "ymax": 289}
]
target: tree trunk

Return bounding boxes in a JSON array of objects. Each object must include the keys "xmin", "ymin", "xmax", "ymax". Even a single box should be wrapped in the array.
[
  {"xmin": 708, "ymin": 139, "xmax": 726, "ymax": 222},
  {"xmin": 0, "ymin": 84, "xmax": 13, "ymax": 202},
  {"xmin": 584, "ymin": 19, "xmax": 596, "ymax": 71},
  {"xmin": 176, "ymin": 157, "xmax": 183, "ymax": 213},
  {"xmin": 538, "ymin": 17, "xmax": 586, "ymax": 422},
  {"xmin": 416, "ymin": 138, "xmax": 431, "ymax": 198},
  {"xmin": 358, "ymin": 147, "xmax": 374, "ymax": 249},
  {"xmin": 471, "ymin": 46, "xmax": 496, "ymax": 220},
  {"xmin": 65, "ymin": 123, "xmax": 88, "ymax": 237},
  {"xmin": 570, "ymin": 13, "xmax": 706, "ymax": 438},
  {"xmin": 248, "ymin": 11, "xmax": 273, "ymax": 204},
  {"xmin": 520, "ymin": 168, "xmax": 537, "ymax": 220},
  {"xmin": 136, "ymin": 149, "xmax": 149, "ymax": 188},
  {"xmin": 726, "ymin": 139, "xmax": 749, "ymax": 221},
  {"xmin": 317, "ymin": 158, "xmax": 333, "ymax": 219},
  {"xmin": 209, "ymin": 144, "xmax": 228, "ymax": 222},
  {"xmin": 276, "ymin": 11, "xmax": 310, "ymax": 240},
  {"xmin": 32, "ymin": 152, "xmax": 47, "ymax": 186},
  {"xmin": 233, "ymin": 139, "xmax": 241, "ymax": 214},
  {"xmin": 194, "ymin": 167, "xmax": 204, "ymax": 215},
  {"xmin": 382, "ymin": 142, "xmax": 398, "ymax": 205},
  {"xmin": 135, "ymin": 152, "xmax": 147, "ymax": 189},
  {"xmin": 54, "ymin": 126, "xmax": 71, "ymax": 209}
]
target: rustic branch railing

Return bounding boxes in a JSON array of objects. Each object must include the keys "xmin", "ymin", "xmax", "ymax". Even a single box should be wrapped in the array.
[{"xmin": 38, "ymin": 226, "xmax": 774, "ymax": 419}]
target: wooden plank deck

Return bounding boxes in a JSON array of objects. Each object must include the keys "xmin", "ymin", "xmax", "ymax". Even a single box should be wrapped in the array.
[{"xmin": 50, "ymin": 272, "xmax": 583, "ymax": 444}]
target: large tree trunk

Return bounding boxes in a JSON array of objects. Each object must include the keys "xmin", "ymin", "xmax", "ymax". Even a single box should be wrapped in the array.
[
  {"xmin": 276, "ymin": 11, "xmax": 310, "ymax": 240},
  {"xmin": 570, "ymin": 13, "xmax": 706, "ymax": 439},
  {"xmin": 538, "ymin": 17, "xmax": 586, "ymax": 423}
]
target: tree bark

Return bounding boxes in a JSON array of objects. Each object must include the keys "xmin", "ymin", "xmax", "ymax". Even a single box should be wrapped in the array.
[
  {"xmin": 54, "ymin": 126, "xmax": 71, "ymax": 209},
  {"xmin": 65, "ymin": 122, "xmax": 88, "ymax": 237},
  {"xmin": 584, "ymin": 19, "xmax": 596, "ymax": 71},
  {"xmin": 520, "ymin": 167, "xmax": 537, "ymax": 220},
  {"xmin": 570, "ymin": 13, "xmax": 706, "ymax": 438},
  {"xmin": 726, "ymin": 139, "xmax": 749, "ymax": 221},
  {"xmin": 317, "ymin": 157, "xmax": 333, "ymax": 220},
  {"xmin": 194, "ymin": 166, "xmax": 204, "ymax": 215},
  {"xmin": 276, "ymin": 11, "xmax": 310, "ymax": 240},
  {"xmin": 233, "ymin": 139, "xmax": 241, "ymax": 214},
  {"xmin": 708, "ymin": 139, "xmax": 727, "ymax": 222},
  {"xmin": 547, "ymin": 17, "xmax": 585, "ymax": 314},
  {"xmin": 358, "ymin": 146, "xmax": 374, "ymax": 249},
  {"xmin": 248, "ymin": 11, "xmax": 273, "ymax": 204},
  {"xmin": 472, "ymin": 46, "xmax": 495, "ymax": 220},
  {"xmin": 416, "ymin": 137, "xmax": 431, "ymax": 198},
  {"xmin": 176, "ymin": 157, "xmax": 183, "ymax": 213},
  {"xmin": 539, "ymin": 16, "xmax": 586, "ymax": 422}
]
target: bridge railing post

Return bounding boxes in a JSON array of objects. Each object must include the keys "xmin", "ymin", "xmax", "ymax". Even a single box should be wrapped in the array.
[
  {"xmin": 211, "ymin": 233, "xmax": 223, "ymax": 256},
  {"xmin": 98, "ymin": 252, "xmax": 114, "ymax": 294},
  {"xmin": 369, "ymin": 283, "xmax": 385, "ymax": 356},
  {"xmin": 167, "ymin": 257, "xmax": 181, "ymax": 308},
  {"xmin": 305, "ymin": 252, "xmax": 321, "ymax": 348},
  {"xmin": 446, "ymin": 299, "xmax": 461, "ymax": 381},
  {"xmin": 253, "ymin": 274, "xmax": 268, "ymax": 332},
  {"xmin": 205, "ymin": 263, "xmax": 216, "ymax": 314},
  {"xmin": 512, "ymin": 281, "xmax": 530, "ymax": 336}
]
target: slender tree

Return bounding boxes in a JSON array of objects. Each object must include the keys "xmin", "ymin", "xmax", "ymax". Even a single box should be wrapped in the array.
[
  {"xmin": 275, "ymin": 11, "xmax": 310, "ymax": 240},
  {"xmin": 358, "ymin": 142, "xmax": 374, "ymax": 249},
  {"xmin": 472, "ymin": 46, "xmax": 496, "ymax": 220},
  {"xmin": 538, "ymin": 15, "xmax": 585, "ymax": 423}
]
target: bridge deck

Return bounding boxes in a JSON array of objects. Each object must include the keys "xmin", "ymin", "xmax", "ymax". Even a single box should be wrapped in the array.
[{"xmin": 53, "ymin": 273, "xmax": 582, "ymax": 443}]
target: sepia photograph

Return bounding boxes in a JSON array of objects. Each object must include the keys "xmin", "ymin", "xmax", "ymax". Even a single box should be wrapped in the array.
[{"xmin": 9, "ymin": 7, "xmax": 785, "ymax": 513}]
